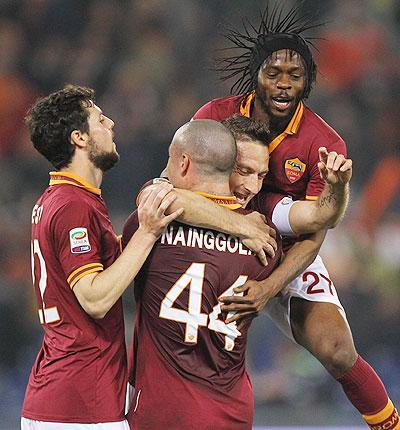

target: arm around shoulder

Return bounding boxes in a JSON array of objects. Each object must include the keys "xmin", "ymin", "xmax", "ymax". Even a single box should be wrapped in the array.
[{"xmin": 73, "ymin": 183, "xmax": 183, "ymax": 319}]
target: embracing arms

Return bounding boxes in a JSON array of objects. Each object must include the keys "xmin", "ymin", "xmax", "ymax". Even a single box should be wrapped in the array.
[
  {"xmin": 221, "ymin": 230, "xmax": 327, "ymax": 322},
  {"xmin": 74, "ymin": 183, "xmax": 182, "ymax": 319},
  {"xmin": 220, "ymin": 148, "xmax": 352, "ymax": 321},
  {"xmin": 138, "ymin": 186, "xmax": 278, "ymax": 265}
]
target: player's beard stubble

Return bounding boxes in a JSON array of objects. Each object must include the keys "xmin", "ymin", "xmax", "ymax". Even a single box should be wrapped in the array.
[
  {"xmin": 88, "ymin": 138, "xmax": 120, "ymax": 172},
  {"xmin": 255, "ymin": 84, "xmax": 302, "ymax": 134}
]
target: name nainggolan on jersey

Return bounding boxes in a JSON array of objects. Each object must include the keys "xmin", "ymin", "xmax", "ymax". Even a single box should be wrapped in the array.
[{"xmin": 161, "ymin": 225, "xmax": 252, "ymax": 255}]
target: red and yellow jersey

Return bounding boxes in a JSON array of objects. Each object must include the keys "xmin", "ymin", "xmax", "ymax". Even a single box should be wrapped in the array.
[
  {"xmin": 122, "ymin": 194, "xmax": 282, "ymax": 430},
  {"xmin": 22, "ymin": 172, "xmax": 126, "ymax": 423},
  {"xmin": 193, "ymin": 92, "xmax": 347, "ymax": 201}
]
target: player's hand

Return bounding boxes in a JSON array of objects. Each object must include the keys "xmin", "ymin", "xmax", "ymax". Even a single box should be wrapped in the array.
[
  {"xmin": 318, "ymin": 147, "xmax": 352, "ymax": 186},
  {"xmin": 220, "ymin": 278, "xmax": 279, "ymax": 327},
  {"xmin": 137, "ymin": 182, "xmax": 183, "ymax": 239},
  {"xmin": 136, "ymin": 179, "xmax": 170, "ymax": 206},
  {"xmin": 241, "ymin": 212, "xmax": 277, "ymax": 265}
]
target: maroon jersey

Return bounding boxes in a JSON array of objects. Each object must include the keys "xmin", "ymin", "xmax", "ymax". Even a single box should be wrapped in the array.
[
  {"xmin": 22, "ymin": 172, "xmax": 126, "ymax": 423},
  {"xmin": 193, "ymin": 92, "xmax": 347, "ymax": 201},
  {"xmin": 122, "ymin": 193, "xmax": 282, "ymax": 430}
]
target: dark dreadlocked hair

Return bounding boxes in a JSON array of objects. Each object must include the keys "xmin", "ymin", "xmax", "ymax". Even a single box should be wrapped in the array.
[{"xmin": 216, "ymin": 2, "xmax": 323, "ymax": 99}]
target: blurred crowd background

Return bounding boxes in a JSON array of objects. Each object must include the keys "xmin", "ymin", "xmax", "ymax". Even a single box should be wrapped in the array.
[{"xmin": 0, "ymin": 0, "xmax": 399, "ymax": 428}]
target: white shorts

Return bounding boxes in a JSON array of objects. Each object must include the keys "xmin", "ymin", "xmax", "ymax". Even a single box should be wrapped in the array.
[
  {"xmin": 265, "ymin": 255, "xmax": 346, "ymax": 342},
  {"xmin": 21, "ymin": 418, "xmax": 130, "ymax": 430}
]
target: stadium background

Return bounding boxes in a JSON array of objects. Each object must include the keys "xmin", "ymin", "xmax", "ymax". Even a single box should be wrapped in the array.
[{"xmin": 0, "ymin": 0, "xmax": 399, "ymax": 428}]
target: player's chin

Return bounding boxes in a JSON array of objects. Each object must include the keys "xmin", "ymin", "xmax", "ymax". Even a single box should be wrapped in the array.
[
  {"xmin": 110, "ymin": 144, "xmax": 119, "ymax": 158},
  {"xmin": 269, "ymin": 100, "xmax": 297, "ymax": 119},
  {"xmin": 269, "ymin": 106, "xmax": 292, "ymax": 119}
]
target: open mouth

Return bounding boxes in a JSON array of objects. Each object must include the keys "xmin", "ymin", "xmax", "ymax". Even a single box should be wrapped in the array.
[
  {"xmin": 234, "ymin": 191, "xmax": 250, "ymax": 207},
  {"xmin": 271, "ymin": 97, "xmax": 292, "ymax": 111}
]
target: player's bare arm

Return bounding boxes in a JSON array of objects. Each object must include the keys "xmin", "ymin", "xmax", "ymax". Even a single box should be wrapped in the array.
[
  {"xmin": 288, "ymin": 148, "xmax": 352, "ymax": 235},
  {"xmin": 220, "ymin": 150, "xmax": 350, "ymax": 320},
  {"xmin": 138, "ymin": 183, "xmax": 277, "ymax": 265},
  {"xmin": 73, "ymin": 183, "xmax": 183, "ymax": 319},
  {"xmin": 221, "ymin": 230, "xmax": 326, "ymax": 323}
]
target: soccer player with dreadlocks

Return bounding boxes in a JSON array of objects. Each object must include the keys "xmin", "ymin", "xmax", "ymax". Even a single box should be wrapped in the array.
[{"xmin": 191, "ymin": 4, "xmax": 399, "ymax": 430}]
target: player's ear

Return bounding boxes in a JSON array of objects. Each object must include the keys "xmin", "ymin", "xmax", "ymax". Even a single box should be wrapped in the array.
[
  {"xmin": 70, "ymin": 129, "xmax": 89, "ymax": 148},
  {"xmin": 180, "ymin": 154, "xmax": 190, "ymax": 176}
]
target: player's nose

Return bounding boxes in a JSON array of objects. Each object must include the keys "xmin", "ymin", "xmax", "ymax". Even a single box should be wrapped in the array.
[
  {"xmin": 244, "ymin": 175, "xmax": 259, "ymax": 195},
  {"xmin": 277, "ymin": 74, "xmax": 291, "ymax": 89},
  {"xmin": 106, "ymin": 116, "xmax": 115, "ymax": 128}
]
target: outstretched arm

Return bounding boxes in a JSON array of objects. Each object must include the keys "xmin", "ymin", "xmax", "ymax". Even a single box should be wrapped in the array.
[
  {"xmin": 220, "ymin": 230, "xmax": 327, "ymax": 323},
  {"xmin": 288, "ymin": 148, "xmax": 352, "ymax": 235}
]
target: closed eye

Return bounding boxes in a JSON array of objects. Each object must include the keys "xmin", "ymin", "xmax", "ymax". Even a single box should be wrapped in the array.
[{"xmin": 237, "ymin": 167, "xmax": 252, "ymax": 176}]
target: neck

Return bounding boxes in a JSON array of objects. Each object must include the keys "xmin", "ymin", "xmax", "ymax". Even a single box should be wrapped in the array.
[
  {"xmin": 189, "ymin": 178, "xmax": 232, "ymax": 197},
  {"xmin": 61, "ymin": 156, "xmax": 103, "ymax": 188},
  {"xmin": 252, "ymin": 97, "xmax": 271, "ymax": 124},
  {"xmin": 253, "ymin": 96, "xmax": 292, "ymax": 137}
]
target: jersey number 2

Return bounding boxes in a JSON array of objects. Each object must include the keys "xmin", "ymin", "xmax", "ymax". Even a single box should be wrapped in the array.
[
  {"xmin": 31, "ymin": 239, "xmax": 60, "ymax": 324},
  {"xmin": 159, "ymin": 263, "xmax": 246, "ymax": 351}
]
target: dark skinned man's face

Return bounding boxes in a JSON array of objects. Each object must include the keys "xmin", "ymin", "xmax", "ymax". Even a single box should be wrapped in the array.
[{"xmin": 255, "ymin": 49, "xmax": 306, "ymax": 124}]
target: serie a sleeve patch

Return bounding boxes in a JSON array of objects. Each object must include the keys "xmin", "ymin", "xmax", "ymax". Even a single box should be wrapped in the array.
[{"xmin": 69, "ymin": 227, "xmax": 91, "ymax": 253}]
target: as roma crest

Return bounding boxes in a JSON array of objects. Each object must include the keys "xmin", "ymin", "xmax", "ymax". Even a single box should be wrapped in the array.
[{"xmin": 284, "ymin": 158, "xmax": 306, "ymax": 183}]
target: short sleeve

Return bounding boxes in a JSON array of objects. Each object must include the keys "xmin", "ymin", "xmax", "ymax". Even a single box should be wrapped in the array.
[
  {"xmin": 122, "ymin": 210, "xmax": 140, "ymax": 250},
  {"xmin": 251, "ymin": 192, "xmax": 299, "ymax": 236},
  {"xmin": 250, "ymin": 191, "xmax": 288, "ymax": 219},
  {"xmin": 51, "ymin": 201, "xmax": 104, "ymax": 288},
  {"xmin": 306, "ymin": 137, "xmax": 347, "ymax": 199}
]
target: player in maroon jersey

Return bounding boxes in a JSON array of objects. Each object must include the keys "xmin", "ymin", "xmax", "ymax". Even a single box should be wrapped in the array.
[
  {"xmin": 191, "ymin": 5, "xmax": 399, "ymax": 429},
  {"xmin": 132, "ymin": 115, "xmax": 356, "ymax": 427},
  {"xmin": 21, "ymin": 85, "xmax": 183, "ymax": 429},
  {"xmin": 221, "ymin": 115, "xmax": 351, "ymax": 235},
  {"xmin": 122, "ymin": 119, "xmax": 282, "ymax": 430}
]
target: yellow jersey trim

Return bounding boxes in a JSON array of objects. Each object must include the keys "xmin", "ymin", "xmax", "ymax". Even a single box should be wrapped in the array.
[
  {"xmin": 49, "ymin": 171, "xmax": 101, "ymax": 196},
  {"xmin": 196, "ymin": 192, "xmax": 242, "ymax": 210},
  {"xmin": 70, "ymin": 267, "xmax": 104, "ymax": 289},
  {"xmin": 239, "ymin": 92, "xmax": 304, "ymax": 154},
  {"xmin": 269, "ymin": 102, "xmax": 304, "ymax": 154},
  {"xmin": 240, "ymin": 91, "xmax": 255, "ymax": 117},
  {"xmin": 67, "ymin": 263, "xmax": 104, "ymax": 284}
]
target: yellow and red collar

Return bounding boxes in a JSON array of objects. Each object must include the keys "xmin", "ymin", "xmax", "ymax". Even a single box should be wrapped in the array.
[
  {"xmin": 196, "ymin": 191, "xmax": 241, "ymax": 210},
  {"xmin": 49, "ymin": 171, "xmax": 101, "ymax": 196},
  {"xmin": 240, "ymin": 91, "xmax": 304, "ymax": 153}
]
